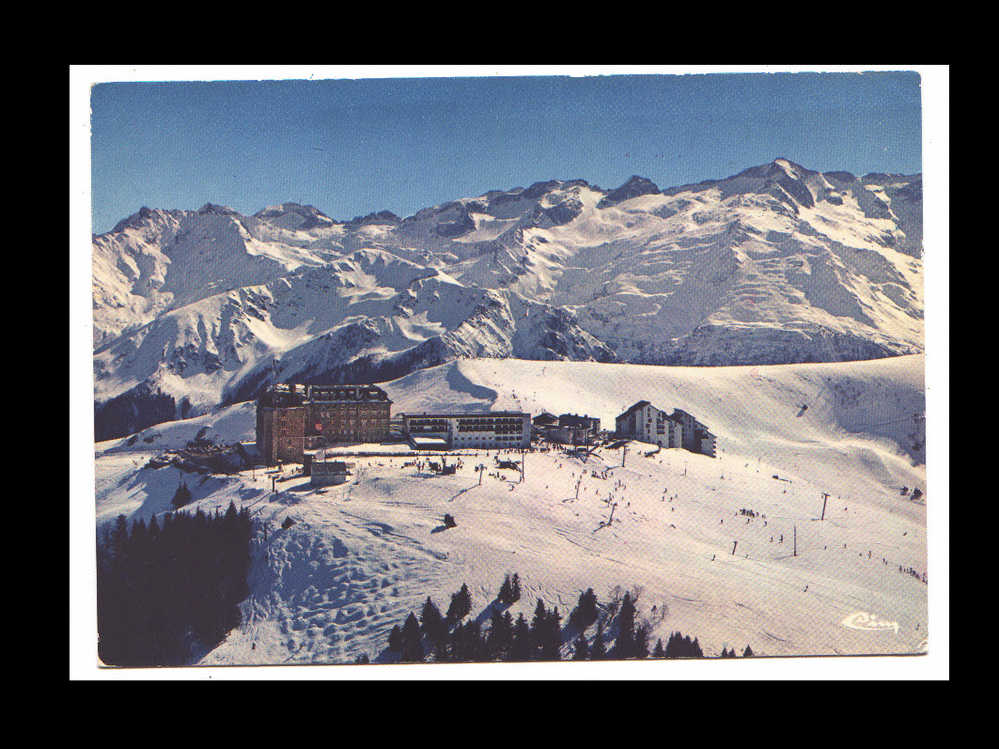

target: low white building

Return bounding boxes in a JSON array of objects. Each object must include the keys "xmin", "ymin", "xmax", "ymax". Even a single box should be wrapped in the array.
[{"xmin": 401, "ymin": 411, "xmax": 531, "ymax": 450}]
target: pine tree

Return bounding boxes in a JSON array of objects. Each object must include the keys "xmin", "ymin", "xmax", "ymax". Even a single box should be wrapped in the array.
[
  {"xmin": 388, "ymin": 624, "xmax": 403, "ymax": 651},
  {"xmin": 446, "ymin": 583, "xmax": 472, "ymax": 625},
  {"xmin": 511, "ymin": 573, "xmax": 522, "ymax": 602},
  {"xmin": 130, "ymin": 517, "xmax": 147, "ymax": 550},
  {"xmin": 569, "ymin": 588, "xmax": 599, "ymax": 630},
  {"xmin": 614, "ymin": 592, "xmax": 637, "ymax": 658},
  {"xmin": 539, "ymin": 606, "xmax": 562, "ymax": 660},
  {"xmin": 487, "ymin": 608, "xmax": 513, "ymax": 660},
  {"xmin": 510, "ymin": 613, "xmax": 532, "ymax": 661},
  {"xmin": 501, "ymin": 611, "xmax": 514, "ymax": 656},
  {"xmin": 420, "ymin": 597, "xmax": 447, "ymax": 647},
  {"xmin": 586, "ymin": 589, "xmax": 599, "ymax": 623},
  {"xmin": 110, "ymin": 514, "xmax": 129, "ymax": 560},
  {"xmin": 464, "ymin": 621, "xmax": 486, "ymax": 662},
  {"xmin": 96, "ymin": 507, "xmax": 254, "ymax": 667},
  {"xmin": 498, "ymin": 575, "xmax": 514, "ymax": 605},
  {"xmin": 572, "ymin": 635, "xmax": 590, "ymax": 660},
  {"xmin": 653, "ymin": 638, "xmax": 666, "ymax": 659},
  {"xmin": 172, "ymin": 482, "xmax": 192, "ymax": 508},
  {"xmin": 447, "ymin": 624, "xmax": 470, "ymax": 662},
  {"xmin": 665, "ymin": 631, "xmax": 687, "ymax": 658},
  {"xmin": 400, "ymin": 612, "xmax": 424, "ymax": 663},
  {"xmin": 743, "ymin": 644, "xmax": 754, "ymax": 657},
  {"xmin": 665, "ymin": 632, "xmax": 677, "ymax": 658},
  {"xmin": 635, "ymin": 623, "xmax": 650, "ymax": 659},
  {"xmin": 668, "ymin": 634, "xmax": 703, "ymax": 658},
  {"xmin": 530, "ymin": 598, "xmax": 548, "ymax": 657},
  {"xmin": 590, "ymin": 621, "xmax": 607, "ymax": 660}
]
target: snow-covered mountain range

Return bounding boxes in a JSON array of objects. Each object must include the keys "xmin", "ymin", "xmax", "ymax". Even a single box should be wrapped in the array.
[{"xmin": 92, "ymin": 158, "xmax": 923, "ymax": 440}]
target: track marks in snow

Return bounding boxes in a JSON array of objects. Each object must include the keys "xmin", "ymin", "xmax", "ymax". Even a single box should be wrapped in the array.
[{"xmin": 240, "ymin": 506, "xmax": 452, "ymax": 664}]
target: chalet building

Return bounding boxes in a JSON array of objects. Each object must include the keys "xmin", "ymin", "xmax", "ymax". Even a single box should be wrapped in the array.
[
  {"xmin": 615, "ymin": 401, "xmax": 684, "ymax": 448},
  {"xmin": 671, "ymin": 408, "xmax": 717, "ymax": 458},
  {"xmin": 532, "ymin": 412, "xmax": 559, "ymax": 428},
  {"xmin": 538, "ymin": 413, "xmax": 601, "ymax": 445},
  {"xmin": 256, "ymin": 383, "xmax": 392, "ymax": 465},
  {"xmin": 310, "ymin": 460, "xmax": 354, "ymax": 487},
  {"xmin": 401, "ymin": 411, "xmax": 531, "ymax": 450},
  {"xmin": 558, "ymin": 413, "xmax": 601, "ymax": 434},
  {"xmin": 544, "ymin": 425, "xmax": 591, "ymax": 445},
  {"xmin": 614, "ymin": 401, "xmax": 716, "ymax": 457}
]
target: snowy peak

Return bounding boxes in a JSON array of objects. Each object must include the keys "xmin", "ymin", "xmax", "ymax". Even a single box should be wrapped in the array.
[
  {"xmin": 658, "ymin": 158, "xmax": 922, "ymax": 253},
  {"xmin": 735, "ymin": 158, "xmax": 815, "ymax": 181},
  {"xmin": 93, "ymin": 158, "xmax": 924, "ymax": 439},
  {"xmin": 664, "ymin": 158, "xmax": 818, "ymax": 210},
  {"xmin": 109, "ymin": 205, "xmax": 179, "ymax": 235},
  {"xmin": 252, "ymin": 202, "xmax": 338, "ymax": 231},
  {"xmin": 347, "ymin": 210, "xmax": 402, "ymax": 227},
  {"xmin": 598, "ymin": 175, "xmax": 660, "ymax": 208},
  {"xmin": 771, "ymin": 157, "xmax": 813, "ymax": 178},
  {"xmin": 392, "ymin": 179, "xmax": 595, "ymax": 242},
  {"xmin": 198, "ymin": 202, "xmax": 241, "ymax": 217}
]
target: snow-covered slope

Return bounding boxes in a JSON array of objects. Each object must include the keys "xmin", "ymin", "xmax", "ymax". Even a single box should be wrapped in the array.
[
  {"xmin": 95, "ymin": 355, "xmax": 927, "ymax": 664},
  {"xmin": 93, "ymin": 159, "xmax": 923, "ymax": 439}
]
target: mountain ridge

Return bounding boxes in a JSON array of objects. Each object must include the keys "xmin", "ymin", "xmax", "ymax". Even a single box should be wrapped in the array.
[{"xmin": 92, "ymin": 159, "xmax": 924, "ymax": 440}]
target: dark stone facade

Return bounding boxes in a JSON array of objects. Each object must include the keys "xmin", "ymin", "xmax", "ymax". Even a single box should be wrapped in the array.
[{"xmin": 256, "ymin": 384, "xmax": 391, "ymax": 465}]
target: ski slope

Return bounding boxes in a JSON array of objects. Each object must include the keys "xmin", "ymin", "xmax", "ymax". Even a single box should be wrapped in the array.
[{"xmin": 94, "ymin": 354, "xmax": 928, "ymax": 663}]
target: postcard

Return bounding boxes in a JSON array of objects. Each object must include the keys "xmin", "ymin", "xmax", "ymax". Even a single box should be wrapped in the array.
[{"xmin": 78, "ymin": 66, "xmax": 945, "ymax": 676}]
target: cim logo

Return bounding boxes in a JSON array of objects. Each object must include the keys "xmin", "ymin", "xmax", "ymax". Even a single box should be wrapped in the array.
[{"xmin": 840, "ymin": 611, "xmax": 899, "ymax": 634}]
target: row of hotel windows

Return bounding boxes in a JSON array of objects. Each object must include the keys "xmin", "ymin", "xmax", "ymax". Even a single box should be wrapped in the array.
[
  {"xmin": 320, "ymin": 419, "xmax": 388, "ymax": 424},
  {"xmin": 454, "ymin": 434, "xmax": 524, "ymax": 443},
  {"xmin": 408, "ymin": 420, "xmax": 449, "ymax": 432},
  {"xmin": 456, "ymin": 418, "xmax": 525, "ymax": 434},
  {"xmin": 409, "ymin": 418, "xmax": 524, "ymax": 427},
  {"xmin": 455, "ymin": 417, "xmax": 523, "ymax": 424},
  {"xmin": 408, "ymin": 425, "xmax": 525, "ymax": 435},
  {"xmin": 457, "ymin": 425, "xmax": 523, "ymax": 434}
]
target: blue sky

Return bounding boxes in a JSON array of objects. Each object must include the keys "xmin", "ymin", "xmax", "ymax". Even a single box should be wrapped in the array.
[{"xmin": 90, "ymin": 71, "xmax": 922, "ymax": 234}]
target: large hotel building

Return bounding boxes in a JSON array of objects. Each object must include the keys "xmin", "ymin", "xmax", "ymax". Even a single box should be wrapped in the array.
[{"xmin": 256, "ymin": 383, "xmax": 392, "ymax": 465}]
